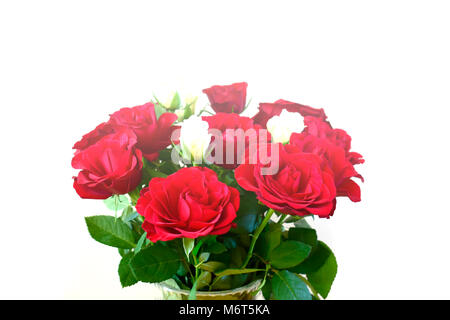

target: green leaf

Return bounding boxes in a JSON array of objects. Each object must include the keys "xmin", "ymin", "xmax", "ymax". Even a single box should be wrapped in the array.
[
  {"xmin": 232, "ymin": 191, "xmax": 265, "ymax": 234},
  {"xmin": 85, "ymin": 215, "xmax": 136, "ymax": 249},
  {"xmin": 128, "ymin": 187, "xmax": 141, "ymax": 206},
  {"xmin": 255, "ymin": 223, "xmax": 282, "ymax": 259},
  {"xmin": 289, "ymin": 241, "xmax": 332, "ymax": 274},
  {"xmin": 188, "ymin": 277, "xmax": 198, "ymax": 300},
  {"xmin": 118, "ymin": 248, "xmax": 130, "ymax": 257},
  {"xmin": 223, "ymin": 237, "xmax": 237, "ymax": 250},
  {"xmin": 261, "ymin": 278, "xmax": 272, "ymax": 300},
  {"xmin": 199, "ymin": 261, "xmax": 226, "ymax": 273},
  {"xmin": 118, "ymin": 253, "xmax": 138, "ymax": 288},
  {"xmin": 294, "ymin": 219, "xmax": 313, "ymax": 229},
  {"xmin": 121, "ymin": 206, "xmax": 138, "ymax": 223},
  {"xmin": 176, "ymin": 262, "xmax": 188, "ymax": 277},
  {"xmin": 239, "ymin": 234, "xmax": 251, "ymax": 247},
  {"xmin": 168, "ymin": 91, "xmax": 181, "ymax": 109},
  {"xmin": 210, "ymin": 275, "xmax": 233, "ymax": 290},
  {"xmin": 134, "ymin": 232, "xmax": 147, "ymax": 255},
  {"xmin": 154, "ymin": 103, "xmax": 167, "ymax": 120},
  {"xmin": 288, "ymin": 228, "xmax": 318, "ymax": 248},
  {"xmin": 197, "ymin": 271, "xmax": 212, "ymax": 290},
  {"xmin": 198, "ymin": 252, "xmax": 210, "ymax": 264},
  {"xmin": 140, "ymin": 157, "xmax": 167, "ymax": 183},
  {"xmin": 182, "ymin": 104, "xmax": 194, "ymax": 120},
  {"xmin": 130, "ymin": 243, "xmax": 181, "ymax": 283},
  {"xmin": 231, "ymin": 274, "xmax": 248, "ymax": 288},
  {"xmin": 103, "ymin": 195, "xmax": 129, "ymax": 211},
  {"xmin": 272, "ymin": 270, "xmax": 312, "ymax": 300},
  {"xmin": 269, "ymin": 241, "xmax": 312, "ymax": 269},
  {"xmin": 307, "ymin": 242, "xmax": 337, "ymax": 298},
  {"xmin": 205, "ymin": 241, "xmax": 227, "ymax": 254},
  {"xmin": 143, "ymin": 162, "xmax": 168, "ymax": 180},
  {"xmin": 183, "ymin": 238, "xmax": 195, "ymax": 259},
  {"xmin": 230, "ymin": 245, "xmax": 246, "ymax": 268},
  {"xmin": 208, "ymin": 251, "xmax": 231, "ymax": 266},
  {"xmin": 215, "ymin": 268, "xmax": 264, "ymax": 277}
]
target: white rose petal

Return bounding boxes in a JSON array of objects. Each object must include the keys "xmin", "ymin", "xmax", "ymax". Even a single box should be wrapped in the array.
[
  {"xmin": 266, "ymin": 109, "xmax": 305, "ymax": 144},
  {"xmin": 179, "ymin": 116, "xmax": 211, "ymax": 163}
]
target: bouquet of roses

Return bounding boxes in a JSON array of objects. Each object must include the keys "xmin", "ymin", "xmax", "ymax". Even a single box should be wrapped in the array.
[{"xmin": 72, "ymin": 82, "xmax": 364, "ymax": 300}]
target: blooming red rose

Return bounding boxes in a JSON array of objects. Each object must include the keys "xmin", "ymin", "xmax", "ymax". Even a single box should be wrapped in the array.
[
  {"xmin": 252, "ymin": 99, "xmax": 327, "ymax": 128},
  {"xmin": 72, "ymin": 130, "xmax": 143, "ymax": 199},
  {"xmin": 303, "ymin": 116, "xmax": 364, "ymax": 166},
  {"xmin": 109, "ymin": 102, "xmax": 178, "ymax": 161},
  {"xmin": 289, "ymin": 132, "xmax": 363, "ymax": 202},
  {"xmin": 235, "ymin": 143, "xmax": 337, "ymax": 218},
  {"xmin": 203, "ymin": 82, "xmax": 248, "ymax": 114},
  {"xmin": 202, "ymin": 113, "xmax": 267, "ymax": 169},
  {"xmin": 136, "ymin": 167, "xmax": 239, "ymax": 242}
]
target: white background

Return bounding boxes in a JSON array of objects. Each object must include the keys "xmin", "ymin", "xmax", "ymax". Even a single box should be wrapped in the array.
[{"xmin": 1, "ymin": 0, "xmax": 449, "ymax": 299}]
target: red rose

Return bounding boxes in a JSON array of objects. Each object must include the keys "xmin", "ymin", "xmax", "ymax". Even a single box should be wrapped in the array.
[
  {"xmin": 252, "ymin": 99, "xmax": 327, "ymax": 127},
  {"xmin": 72, "ymin": 130, "xmax": 143, "ymax": 199},
  {"xmin": 290, "ymin": 132, "xmax": 363, "ymax": 202},
  {"xmin": 304, "ymin": 116, "xmax": 364, "ymax": 166},
  {"xmin": 136, "ymin": 167, "xmax": 239, "ymax": 242},
  {"xmin": 110, "ymin": 102, "xmax": 178, "ymax": 161},
  {"xmin": 235, "ymin": 143, "xmax": 337, "ymax": 218},
  {"xmin": 72, "ymin": 122, "xmax": 116, "ymax": 151},
  {"xmin": 202, "ymin": 82, "xmax": 248, "ymax": 114},
  {"xmin": 202, "ymin": 113, "xmax": 266, "ymax": 169}
]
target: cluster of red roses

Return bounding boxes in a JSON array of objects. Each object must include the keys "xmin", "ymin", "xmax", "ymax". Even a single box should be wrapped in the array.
[
  {"xmin": 72, "ymin": 103, "xmax": 178, "ymax": 199},
  {"xmin": 237, "ymin": 100, "xmax": 364, "ymax": 219},
  {"xmin": 72, "ymin": 82, "xmax": 364, "ymax": 242}
]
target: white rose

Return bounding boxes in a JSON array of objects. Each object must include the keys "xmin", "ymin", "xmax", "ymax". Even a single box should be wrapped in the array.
[
  {"xmin": 179, "ymin": 116, "xmax": 211, "ymax": 164},
  {"xmin": 266, "ymin": 109, "xmax": 304, "ymax": 144}
]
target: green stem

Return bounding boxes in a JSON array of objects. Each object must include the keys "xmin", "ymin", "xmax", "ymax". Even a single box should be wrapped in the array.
[
  {"xmin": 114, "ymin": 194, "xmax": 119, "ymax": 220},
  {"xmin": 177, "ymin": 239, "xmax": 195, "ymax": 284},
  {"xmin": 252, "ymin": 264, "xmax": 270, "ymax": 295},
  {"xmin": 191, "ymin": 250, "xmax": 200, "ymax": 286},
  {"xmin": 241, "ymin": 208, "xmax": 275, "ymax": 269},
  {"xmin": 198, "ymin": 109, "xmax": 214, "ymax": 116},
  {"xmin": 183, "ymin": 258, "xmax": 195, "ymax": 284},
  {"xmin": 209, "ymin": 275, "xmax": 222, "ymax": 290}
]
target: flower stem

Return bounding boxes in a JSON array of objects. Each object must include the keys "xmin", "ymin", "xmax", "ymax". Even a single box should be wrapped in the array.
[
  {"xmin": 114, "ymin": 194, "xmax": 119, "ymax": 221},
  {"xmin": 191, "ymin": 248, "xmax": 200, "ymax": 286},
  {"xmin": 241, "ymin": 208, "xmax": 275, "ymax": 269}
]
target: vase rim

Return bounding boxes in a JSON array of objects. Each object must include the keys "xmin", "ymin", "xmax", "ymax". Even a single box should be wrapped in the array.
[{"xmin": 158, "ymin": 279, "xmax": 262, "ymax": 297}]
